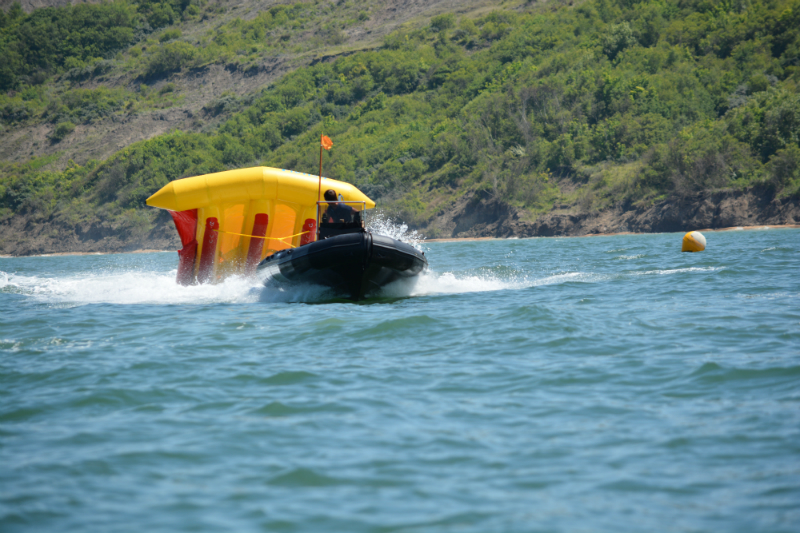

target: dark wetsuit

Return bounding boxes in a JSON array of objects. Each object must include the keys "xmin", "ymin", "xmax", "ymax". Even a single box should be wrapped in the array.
[{"xmin": 323, "ymin": 203, "xmax": 361, "ymax": 224}]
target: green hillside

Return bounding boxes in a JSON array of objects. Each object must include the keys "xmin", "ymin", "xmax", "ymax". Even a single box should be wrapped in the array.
[{"xmin": 1, "ymin": 0, "xmax": 799, "ymax": 249}]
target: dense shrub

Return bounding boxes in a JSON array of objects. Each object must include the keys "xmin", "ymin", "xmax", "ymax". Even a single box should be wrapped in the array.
[
  {"xmin": 47, "ymin": 87, "xmax": 131, "ymax": 124},
  {"xmin": 766, "ymin": 145, "xmax": 800, "ymax": 195},
  {"xmin": 144, "ymin": 41, "xmax": 197, "ymax": 77},
  {"xmin": 50, "ymin": 121, "xmax": 75, "ymax": 142},
  {"xmin": 0, "ymin": 0, "xmax": 198, "ymax": 91},
  {"xmin": 430, "ymin": 14, "xmax": 455, "ymax": 32}
]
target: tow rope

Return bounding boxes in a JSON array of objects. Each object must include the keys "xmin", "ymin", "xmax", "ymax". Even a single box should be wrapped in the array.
[{"xmin": 213, "ymin": 229, "xmax": 309, "ymax": 248}]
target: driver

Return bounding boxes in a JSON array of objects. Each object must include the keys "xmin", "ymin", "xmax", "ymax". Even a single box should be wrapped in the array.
[{"xmin": 322, "ymin": 189, "xmax": 361, "ymax": 224}]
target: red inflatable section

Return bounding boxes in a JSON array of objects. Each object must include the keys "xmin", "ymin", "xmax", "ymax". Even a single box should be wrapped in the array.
[
  {"xmin": 169, "ymin": 209, "xmax": 198, "ymax": 286},
  {"xmin": 300, "ymin": 218, "xmax": 316, "ymax": 246},
  {"xmin": 197, "ymin": 217, "xmax": 219, "ymax": 284},
  {"xmin": 245, "ymin": 213, "xmax": 269, "ymax": 275}
]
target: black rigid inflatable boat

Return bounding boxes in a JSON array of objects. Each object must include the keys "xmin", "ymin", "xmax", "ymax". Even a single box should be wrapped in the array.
[{"xmin": 256, "ymin": 222, "xmax": 427, "ymax": 300}]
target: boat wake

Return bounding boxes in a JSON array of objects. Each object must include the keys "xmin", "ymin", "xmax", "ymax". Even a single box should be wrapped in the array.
[
  {"xmin": 378, "ymin": 270, "xmax": 528, "ymax": 298},
  {"xmin": 2, "ymin": 250, "xmax": 722, "ymax": 306},
  {"xmin": 376, "ymin": 269, "xmax": 615, "ymax": 299},
  {"xmin": 0, "ymin": 266, "xmax": 620, "ymax": 306},
  {"xmin": 0, "ymin": 268, "xmax": 554, "ymax": 306},
  {"xmin": 2, "ymin": 270, "xmax": 265, "ymax": 306},
  {"xmin": 1, "ymin": 268, "xmax": 379, "ymax": 306}
]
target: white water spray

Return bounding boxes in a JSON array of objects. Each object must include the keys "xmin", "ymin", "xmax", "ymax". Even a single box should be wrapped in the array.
[
  {"xmin": 366, "ymin": 212, "xmax": 426, "ymax": 250},
  {"xmin": 3, "ymin": 269, "xmax": 346, "ymax": 306}
]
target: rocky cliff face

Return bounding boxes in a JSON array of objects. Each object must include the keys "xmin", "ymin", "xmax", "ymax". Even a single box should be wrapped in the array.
[
  {"xmin": 424, "ymin": 187, "xmax": 800, "ymax": 239},
  {"xmin": 0, "ymin": 208, "xmax": 181, "ymax": 256}
]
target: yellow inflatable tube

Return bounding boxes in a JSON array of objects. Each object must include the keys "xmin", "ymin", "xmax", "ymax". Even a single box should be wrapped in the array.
[{"xmin": 146, "ymin": 167, "xmax": 375, "ymax": 284}]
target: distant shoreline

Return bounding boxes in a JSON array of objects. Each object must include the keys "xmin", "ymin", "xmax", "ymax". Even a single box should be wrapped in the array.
[
  {"xmin": 2, "ymin": 224, "xmax": 797, "ymax": 258},
  {"xmin": 425, "ymin": 224, "xmax": 800, "ymax": 242},
  {"xmin": 0, "ymin": 249, "xmax": 173, "ymax": 258}
]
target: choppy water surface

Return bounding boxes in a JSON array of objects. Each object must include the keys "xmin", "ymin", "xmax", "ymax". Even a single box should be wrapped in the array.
[{"xmin": 2, "ymin": 229, "xmax": 799, "ymax": 532}]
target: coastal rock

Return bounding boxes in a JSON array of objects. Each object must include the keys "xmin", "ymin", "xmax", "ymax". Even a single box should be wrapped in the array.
[{"xmin": 423, "ymin": 187, "xmax": 799, "ymax": 239}]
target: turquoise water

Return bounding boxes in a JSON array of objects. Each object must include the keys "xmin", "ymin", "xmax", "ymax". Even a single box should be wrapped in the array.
[{"xmin": 2, "ymin": 229, "xmax": 799, "ymax": 532}]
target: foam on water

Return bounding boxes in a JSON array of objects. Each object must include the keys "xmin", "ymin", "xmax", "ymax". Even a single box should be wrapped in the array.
[
  {"xmin": 4, "ymin": 269, "xmax": 358, "ymax": 306},
  {"xmin": 634, "ymin": 266, "xmax": 724, "ymax": 276},
  {"xmin": 5, "ymin": 265, "xmax": 594, "ymax": 305},
  {"xmin": 379, "ymin": 270, "xmax": 528, "ymax": 298},
  {"xmin": 377, "ymin": 269, "xmax": 610, "ymax": 298},
  {"xmin": 3, "ymin": 254, "xmax": 726, "ymax": 306},
  {"xmin": 3, "ymin": 270, "xmax": 264, "ymax": 305},
  {"xmin": 3, "ymin": 243, "xmax": 619, "ymax": 305},
  {"xmin": 378, "ymin": 265, "xmax": 731, "ymax": 299}
]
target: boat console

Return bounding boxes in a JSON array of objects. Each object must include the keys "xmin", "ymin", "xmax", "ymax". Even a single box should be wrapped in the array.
[{"xmin": 318, "ymin": 220, "xmax": 365, "ymax": 240}]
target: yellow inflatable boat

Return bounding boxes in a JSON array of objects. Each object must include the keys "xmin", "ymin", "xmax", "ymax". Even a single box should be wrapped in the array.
[
  {"xmin": 147, "ymin": 166, "xmax": 427, "ymax": 299},
  {"xmin": 146, "ymin": 166, "xmax": 374, "ymax": 285}
]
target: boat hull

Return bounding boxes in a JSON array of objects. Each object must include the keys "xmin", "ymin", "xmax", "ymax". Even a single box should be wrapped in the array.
[{"xmin": 256, "ymin": 232, "xmax": 427, "ymax": 300}]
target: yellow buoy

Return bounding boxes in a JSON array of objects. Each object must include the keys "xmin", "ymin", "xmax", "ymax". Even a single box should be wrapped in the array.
[{"xmin": 682, "ymin": 231, "xmax": 706, "ymax": 252}]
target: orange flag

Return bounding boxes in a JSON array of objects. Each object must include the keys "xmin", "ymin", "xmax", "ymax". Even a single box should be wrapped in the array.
[{"xmin": 321, "ymin": 135, "xmax": 333, "ymax": 150}]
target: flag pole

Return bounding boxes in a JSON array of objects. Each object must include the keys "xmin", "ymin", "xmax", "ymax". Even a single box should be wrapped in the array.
[
  {"xmin": 316, "ymin": 134, "xmax": 333, "ymax": 242},
  {"xmin": 317, "ymin": 136, "xmax": 323, "ymax": 241}
]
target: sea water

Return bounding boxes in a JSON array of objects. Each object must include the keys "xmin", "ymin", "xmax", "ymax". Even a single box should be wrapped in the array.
[{"xmin": 1, "ymin": 229, "xmax": 798, "ymax": 532}]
